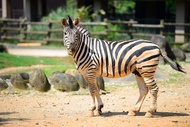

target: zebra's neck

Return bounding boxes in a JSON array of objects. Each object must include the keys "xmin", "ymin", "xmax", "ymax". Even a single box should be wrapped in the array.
[{"xmin": 73, "ymin": 32, "xmax": 92, "ymax": 62}]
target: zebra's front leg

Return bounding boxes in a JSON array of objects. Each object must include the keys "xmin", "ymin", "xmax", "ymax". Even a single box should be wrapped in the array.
[
  {"xmin": 87, "ymin": 96, "xmax": 96, "ymax": 117},
  {"xmin": 94, "ymin": 92, "xmax": 104, "ymax": 116},
  {"xmin": 87, "ymin": 85, "xmax": 104, "ymax": 117},
  {"xmin": 128, "ymin": 75, "xmax": 148, "ymax": 116},
  {"xmin": 86, "ymin": 70, "xmax": 104, "ymax": 117}
]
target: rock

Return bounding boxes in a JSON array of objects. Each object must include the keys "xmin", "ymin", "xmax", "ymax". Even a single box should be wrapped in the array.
[
  {"xmin": 96, "ymin": 76, "xmax": 105, "ymax": 91},
  {"xmin": 65, "ymin": 69, "xmax": 77, "ymax": 76},
  {"xmin": 49, "ymin": 72, "xmax": 79, "ymax": 92},
  {"xmin": 181, "ymin": 43, "xmax": 190, "ymax": 52},
  {"xmin": 74, "ymin": 71, "xmax": 88, "ymax": 89},
  {"xmin": 48, "ymin": 71, "xmax": 63, "ymax": 81},
  {"xmin": 0, "ymin": 44, "xmax": 8, "ymax": 53},
  {"xmin": 172, "ymin": 48, "xmax": 186, "ymax": 61},
  {"xmin": 53, "ymin": 69, "xmax": 105, "ymax": 91},
  {"xmin": 151, "ymin": 35, "xmax": 176, "ymax": 63},
  {"xmin": 0, "ymin": 78, "xmax": 9, "ymax": 90},
  {"xmin": 10, "ymin": 74, "xmax": 28, "ymax": 90},
  {"xmin": 20, "ymin": 72, "xmax": 29, "ymax": 80},
  {"xmin": 20, "ymin": 72, "xmax": 29, "ymax": 83},
  {"xmin": 29, "ymin": 68, "xmax": 50, "ymax": 92},
  {"xmin": 65, "ymin": 69, "xmax": 105, "ymax": 90}
]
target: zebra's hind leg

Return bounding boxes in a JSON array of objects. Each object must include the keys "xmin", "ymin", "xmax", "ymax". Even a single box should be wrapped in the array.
[
  {"xmin": 144, "ymin": 78, "xmax": 159, "ymax": 118},
  {"xmin": 128, "ymin": 75, "xmax": 148, "ymax": 116}
]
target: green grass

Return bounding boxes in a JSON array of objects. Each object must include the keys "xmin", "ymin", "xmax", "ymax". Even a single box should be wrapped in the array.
[
  {"xmin": 0, "ymin": 53, "xmax": 76, "ymax": 76},
  {"xmin": 0, "ymin": 53, "xmax": 62, "ymax": 69}
]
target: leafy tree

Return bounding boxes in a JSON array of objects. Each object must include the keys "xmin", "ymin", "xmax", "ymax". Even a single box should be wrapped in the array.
[{"xmin": 108, "ymin": 0, "xmax": 135, "ymax": 14}]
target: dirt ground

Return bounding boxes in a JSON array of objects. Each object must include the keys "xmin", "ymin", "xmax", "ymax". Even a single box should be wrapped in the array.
[{"xmin": 0, "ymin": 64, "xmax": 190, "ymax": 127}]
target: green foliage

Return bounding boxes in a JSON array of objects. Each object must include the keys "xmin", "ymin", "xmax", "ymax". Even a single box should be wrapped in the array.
[
  {"xmin": 29, "ymin": 3, "xmax": 105, "ymax": 41},
  {"xmin": 108, "ymin": 0, "xmax": 135, "ymax": 14},
  {"xmin": 107, "ymin": 24, "xmax": 130, "ymax": 41},
  {"xmin": 166, "ymin": 0, "xmax": 176, "ymax": 15},
  {"xmin": 77, "ymin": 5, "xmax": 105, "ymax": 21}
]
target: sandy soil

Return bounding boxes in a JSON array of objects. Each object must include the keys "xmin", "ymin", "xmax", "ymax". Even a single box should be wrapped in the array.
[{"xmin": 0, "ymin": 64, "xmax": 190, "ymax": 127}]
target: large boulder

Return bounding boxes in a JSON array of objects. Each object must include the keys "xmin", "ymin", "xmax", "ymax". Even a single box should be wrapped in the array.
[
  {"xmin": 65, "ymin": 69, "xmax": 105, "ymax": 90},
  {"xmin": 74, "ymin": 71, "xmax": 88, "ymax": 89},
  {"xmin": 49, "ymin": 71, "xmax": 63, "ymax": 81},
  {"xmin": 151, "ymin": 35, "xmax": 176, "ymax": 63},
  {"xmin": 172, "ymin": 48, "xmax": 186, "ymax": 61},
  {"xmin": 49, "ymin": 72, "xmax": 79, "ymax": 92},
  {"xmin": 20, "ymin": 72, "xmax": 29, "ymax": 83},
  {"xmin": 0, "ymin": 78, "xmax": 9, "ymax": 90},
  {"xmin": 10, "ymin": 74, "xmax": 28, "ymax": 90},
  {"xmin": 65, "ymin": 69, "xmax": 77, "ymax": 76},
  {"xmin": 0, "ymin": 44, "xmax": 8, "ymax": 53},
  {"xmin": 96, "ymin": 76, "xmax": 105, "ymax": 91},
  {"xmin": 29, "ymin": 68, "xmax": 50, "ymax": 92},
  {"xmin": 181, "ymin": 43, "xmax": 190, "ymax": 52}
]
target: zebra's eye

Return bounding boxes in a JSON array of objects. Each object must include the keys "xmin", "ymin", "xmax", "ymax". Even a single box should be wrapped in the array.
[{"xmin": 64, "ymin": 32, "xmax": 67, "ymax": 35}]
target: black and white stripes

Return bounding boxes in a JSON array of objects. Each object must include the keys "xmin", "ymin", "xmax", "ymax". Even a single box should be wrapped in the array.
[{"xmin": 62, "ymin": 16, "xmax": 185, "ymax": 117}]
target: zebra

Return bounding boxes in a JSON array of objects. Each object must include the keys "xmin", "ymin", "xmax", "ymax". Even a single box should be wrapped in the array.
[{"xmin": 62, "ymin": 16, "xmax": 185, "ymax": 117}]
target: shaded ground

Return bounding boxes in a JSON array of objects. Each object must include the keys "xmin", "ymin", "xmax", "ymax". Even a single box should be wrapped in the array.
[{"xmin": 0, "ymin": 64, "xmax": 190, "ymax": 127}]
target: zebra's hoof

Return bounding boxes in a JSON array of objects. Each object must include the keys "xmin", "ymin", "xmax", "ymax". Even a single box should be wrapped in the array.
[
  {"xmin": 128, "ymin": 110, "xmax": 136, "ymax": 116},
  {"xmin": 94, "ymin": 110, "xmax": 102, "ymax": 116},
  {"xmin": 87, "ymin": 110, "xmax": 94, "ymax": 117},
  {"xmin": 145, "ymin": 111, "xmax": 153, "ymax": 118}
]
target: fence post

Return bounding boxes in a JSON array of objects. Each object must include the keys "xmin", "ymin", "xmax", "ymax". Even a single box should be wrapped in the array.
[
  {"xmin": 104, "ymin": 19, "xmax": 108, "ymax": 39},
  {"xmin": 20, "ymin": 18, "xmax": 27, "ymax": 42},
  {"xmin": 19, "ymin": 18, "xmax": 26, "ymax": 42},
  {"xmin": 2, "ymin": 20, "xmax": 7, "ymax": 40},
  {"xmin": 160, "ymin": 19, "xmax": 164, "ymax": 35},
  {"xmin": 128, "ymin": 19, "xmax": 134, "ymax": 39},
  {"xmin": 47, "ymin": 21, "xmax": 52, "ymax": 44}
]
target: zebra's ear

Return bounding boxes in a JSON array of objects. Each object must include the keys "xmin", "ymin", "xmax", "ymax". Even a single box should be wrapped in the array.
[
  {"xmin": 61, "ymin": 18, "xmax": 68, "ymax": 27},
  {"xmin": 73, "ymin": 17, "xmax": 80, "ymax": 26},
  {"xmin": 68, "ymin": 15, "xmax": 74, "ymax": 28}
]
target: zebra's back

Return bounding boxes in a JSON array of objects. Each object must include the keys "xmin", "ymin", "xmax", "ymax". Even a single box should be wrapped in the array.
[{"xmin": 94, "ymin": 39, "xmax": 161, "ymax": 78}]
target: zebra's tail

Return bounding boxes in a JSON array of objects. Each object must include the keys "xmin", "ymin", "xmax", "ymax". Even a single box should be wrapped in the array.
[{"xmin": 160, "ymin": 51, "xmax": 186, "ymax": 74}]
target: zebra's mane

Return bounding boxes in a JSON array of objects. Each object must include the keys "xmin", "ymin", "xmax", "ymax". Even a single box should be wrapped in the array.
[{"xmin": 76, "ymin": 25, "xmax": 91, "ymax": 37}]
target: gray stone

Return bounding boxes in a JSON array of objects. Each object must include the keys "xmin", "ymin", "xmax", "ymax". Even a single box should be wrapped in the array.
[
  {"xmin": 172, "ymin": 48, "xmax": 186, "ymax": 61},
  {"xmin": 20, "ymin": 72, "xmax": 29, "ymax": 83},
  {"xmin": 75, "ymin": 73, "xmax": 105, "ymax": 91},
  {"xmin": 29, "ymin": 68, "xmax": 50, "ymax": 92},
  {"xmin": 49, "ymin": 72, "xmax": 79, "ymax": 92},
  {"xmin": 65, "ymin": 69, "xmax": 77, "ymax": 76},
  {"xmin": 151, "ymin": 35, "xmax": 176, "ymax": 63},
  {"xmin": 0, "ymin": 78, "xmax": 9, "ymax": 90},
  {"xmin": 96, "ymin": 76, "xmax": 105, "ymax": 91},
  {"xmin": 180, "ymin": 43, "xmax": 190, "ymax": 52},
  {"xmin": 48, "ymin": 71, "xmax": 63, "ymax": 81},
  {"xmin": 20, "ymin": 72, "xmax": 29, "ymax": 80},
  {"xmin": 10, "ymin": 74, "xmax": 28, "ymax": 90},
  {"xmin": 0, "ymin": 44, "xmax": 8, "ymax": 53},
  {"xmin": 74, "ymin": 71, "xmax": 88, "ymax": 89}
]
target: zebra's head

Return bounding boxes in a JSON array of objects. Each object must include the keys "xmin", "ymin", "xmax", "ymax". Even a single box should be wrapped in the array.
[{"xmin": 62, "ymin": 16, "xmax": 80, "ymax": 56}]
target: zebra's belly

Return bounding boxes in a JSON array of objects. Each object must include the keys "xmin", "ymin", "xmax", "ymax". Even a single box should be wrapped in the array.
[{"xmin": 96, "ymin": 66, "xmax": 132, "ymax": 78}]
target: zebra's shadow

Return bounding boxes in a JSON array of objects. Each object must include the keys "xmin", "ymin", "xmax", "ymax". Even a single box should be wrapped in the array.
[{"xmin": 102, "ymin": 111, "xmax": 189, "ymax": 118}]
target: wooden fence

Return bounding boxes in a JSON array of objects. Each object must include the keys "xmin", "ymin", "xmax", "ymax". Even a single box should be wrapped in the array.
[{"xmin": 0, "ymin": 18, "xmax": 190, "ymax": 45}]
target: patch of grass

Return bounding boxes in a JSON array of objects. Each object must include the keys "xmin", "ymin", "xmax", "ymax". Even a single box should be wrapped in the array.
[
  {"xmin": 105, "ymin": 84, "xmax": 128, "ymax": 92},
  {"xmin": 0, "ymin": 53, "xmax": 63, "ymax": 69},
  {"xmin": 0, "ymin": 53, "xmax": 76, "ymax": 76},
  {"xmin": 43, "ymin": 65, "xmax": 75, "ymax": 77}
]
